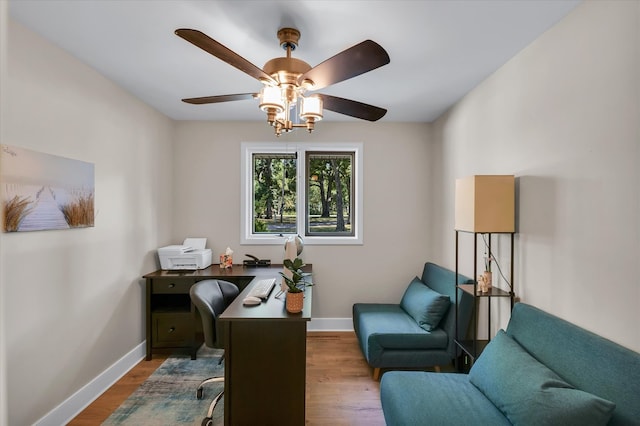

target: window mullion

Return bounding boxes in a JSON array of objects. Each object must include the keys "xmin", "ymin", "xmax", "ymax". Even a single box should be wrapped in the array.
[{"xmin": 297, "ymin": 147, "xmax": 306, "ymax": 238}]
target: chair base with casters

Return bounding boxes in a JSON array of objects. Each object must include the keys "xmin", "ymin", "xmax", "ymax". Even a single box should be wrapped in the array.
[
  {"xmin": 190, "ymin": 279, "xmax": 239, "ymax": 426},
  {"xmin": 196, "ymin": 376, "xmax": 224, "ymax": 426}
]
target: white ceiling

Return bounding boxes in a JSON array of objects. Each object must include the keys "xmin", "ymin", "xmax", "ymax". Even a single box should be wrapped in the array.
[{"xmin": 9, "ymin": 0, "xmax": 581, "ymax": 123}]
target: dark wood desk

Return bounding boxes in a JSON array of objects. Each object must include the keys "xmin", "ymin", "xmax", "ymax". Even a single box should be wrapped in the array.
[
  {"xmin": 143, "ymin": 264, "xmax": 301, "ymax": 360},
  {"xmin": 143, "ymin": 264, "xmax": 312, "ymax": 425},
  {"xmin": 220, "ymin": 275, "xmax": 311, "ymax": 426}
]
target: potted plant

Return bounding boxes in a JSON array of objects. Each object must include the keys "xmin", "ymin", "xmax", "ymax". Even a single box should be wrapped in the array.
[{"xmin": 280, "ymin": 257, "xmax": 312, "ymax": 313}]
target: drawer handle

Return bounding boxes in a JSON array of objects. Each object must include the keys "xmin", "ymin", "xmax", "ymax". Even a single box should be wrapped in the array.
[
  {"xmin": 168, "ymin": 327, "xmax": 175, "ymax": 333},
  {"xmin": 168, "ymin": 283, "xmax": 175, "ymax": 288}
]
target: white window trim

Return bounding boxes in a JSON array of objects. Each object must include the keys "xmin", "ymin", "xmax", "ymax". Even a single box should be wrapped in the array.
[{"xmin": 241, "ymin": 141, "xmax": 363, "ymax": 245}]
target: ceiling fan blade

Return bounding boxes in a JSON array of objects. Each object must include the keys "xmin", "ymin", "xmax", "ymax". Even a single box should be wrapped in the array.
[
  {"xmin": 300, "ymin": 40, "xmax": 390, "ymax": 91},
  {"xmin": 175, "ymin": 29, "xmax": 276, "ymax": 85},
  {"xmin": 182, "ymin": 93, "xmax": 257, "ymax": 105},
  {"xmin": 317, "ymin": 94, "xmax": 387, "ymax": 121}
]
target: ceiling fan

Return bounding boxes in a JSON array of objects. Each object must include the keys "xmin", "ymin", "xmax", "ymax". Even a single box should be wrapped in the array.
[{"xmin": 175, "ymin": 27, "xmax": 390, "ymax": 136}]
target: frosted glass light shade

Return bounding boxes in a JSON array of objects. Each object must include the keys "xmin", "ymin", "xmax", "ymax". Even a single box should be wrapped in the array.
[
  {"xmin": 455, "ymin": 175, "xmax": 515, "ymax": 232},
  {"xmin": 259, "ymin": 86, "xmax": 284, "ymax": 112},
  {"xmin": 300, "ymin": 96, "xmax": 323, "ymax": 120}
]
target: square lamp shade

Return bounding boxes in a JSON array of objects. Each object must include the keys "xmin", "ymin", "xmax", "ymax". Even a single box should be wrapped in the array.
[{"xmin": 455, "ymin": 175, "xmax": 515, "ymax": 233}]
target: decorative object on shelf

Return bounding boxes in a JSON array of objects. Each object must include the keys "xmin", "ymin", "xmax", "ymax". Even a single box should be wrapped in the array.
[
  {"xmin": 484, "ymin": 253, "xmax": 492, "ymax": 274},
  {"xmin": 481, "ymin": 250, "xmax": 493, "ymax": 291},
  {"xmin": 483, "ymin": 271, "xmax": 492, "ymax": 289},
  {"xmin": 219, "ymin": 246, "xmax": 233, "ymax": 268},
  {"xmin": 280, "ymin": 257, "xmax": 313, "ymax": 313},
  {"xmin": 477, "ymin": 272, "xmax": 492, "ymax": 293}
]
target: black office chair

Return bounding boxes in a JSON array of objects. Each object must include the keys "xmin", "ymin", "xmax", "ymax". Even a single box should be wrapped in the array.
[{"xmin": 190, "ymin": 279, "xmax": 239, "ymax": 426}]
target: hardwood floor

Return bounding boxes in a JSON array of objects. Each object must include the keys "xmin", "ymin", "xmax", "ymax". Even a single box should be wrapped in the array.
[
  {"xmin": 68, "ymin": 354, "xmax": 169, "ymax": 426},
  {"xmin": 69, "ymin": 332, "xmax": 385, "ymax": 425},
  {"xmin": 306, "ymin": 332, "xmax": 385, "ymax": 425}
]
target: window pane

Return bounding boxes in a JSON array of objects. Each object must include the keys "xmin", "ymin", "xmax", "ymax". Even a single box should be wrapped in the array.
[
  {"xmin": 306, "ymin": 152, "xmax": 354, "ymax": 236},
  {"xmin": 252, "ymin": 153, "xmax": 297, "ymax": 234}
]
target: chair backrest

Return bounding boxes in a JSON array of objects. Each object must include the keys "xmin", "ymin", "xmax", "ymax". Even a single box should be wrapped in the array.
[{"xmin": 190, "ymin": 279, "xmax": 239, "ymax": 349}]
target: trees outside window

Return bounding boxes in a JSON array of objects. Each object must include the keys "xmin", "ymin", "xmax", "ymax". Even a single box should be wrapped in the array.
[
  {"xmin": 306, "ymin": 152, "xmax": 354, "ymax": 236},
  {"xmin": 252, "ymin": 153, "xmax": 297, "ymax": 234}
]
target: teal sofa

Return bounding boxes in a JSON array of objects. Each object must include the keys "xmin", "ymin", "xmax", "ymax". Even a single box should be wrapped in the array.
[
  {"xmin": 381, "ymin": 303, "xmax": 640, "ymax": 426},
  {"xmin": 352, "ymin": 262, "xmax": 474, "ymax": 379}
]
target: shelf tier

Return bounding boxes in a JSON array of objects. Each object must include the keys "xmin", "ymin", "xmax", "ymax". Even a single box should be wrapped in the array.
[{"xmin": 457, "ymin": 284, "xmax": 512, "ymax": 298}]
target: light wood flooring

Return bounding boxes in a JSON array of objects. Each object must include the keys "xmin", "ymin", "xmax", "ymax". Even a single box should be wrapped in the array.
[{"xmin": 69, "ymin": 332, "xmax": 386, "ymax": 425}]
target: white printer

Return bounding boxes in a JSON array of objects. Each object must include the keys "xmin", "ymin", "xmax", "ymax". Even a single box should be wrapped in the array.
[{"xmin": 157, "ymin": 238, "xmax": 212, "ymax": 270}]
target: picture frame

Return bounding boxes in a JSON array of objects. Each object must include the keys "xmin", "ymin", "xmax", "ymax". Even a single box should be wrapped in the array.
[{"xmin": 1, "ymin": 144, "xmax": 95, "ymax": 232}]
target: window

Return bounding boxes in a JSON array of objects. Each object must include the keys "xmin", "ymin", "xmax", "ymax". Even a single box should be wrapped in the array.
[
  {"xmin": 251, "ymin": 153, "xmax": 298, "ymax": 235},
  {"xmin": 306, "ymin": 152, "xmax": 354, "ymax": 236},
  {"xmin": 241, "ymin": 142, "xmax": 363, "ymax": 245}
]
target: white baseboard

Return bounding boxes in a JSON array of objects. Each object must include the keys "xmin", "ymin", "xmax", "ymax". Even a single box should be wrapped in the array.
[
  {"xmin": 35, "ymin": 342, "xmax": 146, "ymax": 426},
  {"xmin": 308, "ymin": 317, "xmax": 353, "ymax": 332}
]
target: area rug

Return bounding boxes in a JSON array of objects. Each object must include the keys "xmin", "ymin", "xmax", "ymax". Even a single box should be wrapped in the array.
[{"xmin": 102, "ymin": 346, "xmax": 225, "ymax": 425}]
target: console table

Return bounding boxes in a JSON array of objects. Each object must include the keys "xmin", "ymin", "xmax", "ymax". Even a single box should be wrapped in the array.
[{"xmin": 143, "ymin": 264, "xmax": 298, "ymax": 360}]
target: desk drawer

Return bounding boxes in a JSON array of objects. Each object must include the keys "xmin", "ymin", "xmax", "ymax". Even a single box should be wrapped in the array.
[
  {"xmin": 152, "ymin": 279, "xmax": 194, "ymax": 294},
  {"xmin": 153, "ymin": 313, "xmax": 193, "ymax": 347}
]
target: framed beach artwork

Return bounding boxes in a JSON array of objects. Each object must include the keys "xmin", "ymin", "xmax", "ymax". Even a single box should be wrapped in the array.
[{"xmin": 1, "ymin": 144, "xmax": 95, "ymax": 232}]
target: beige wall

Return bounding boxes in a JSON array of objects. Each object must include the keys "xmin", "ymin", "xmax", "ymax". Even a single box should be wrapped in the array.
[
  {"xmin": 3, "ymin": 21, "xmax": 174, "ymax": 425},
  {"xmin": 172, "ymin": 121, "xmax": 436, "ymax": 318},
  {"xmin": 3, "ymin": 0, "xmax": 639, "ymax": 424},
  {"xmin": 432, "ymin": 0, "xmax": 640, "ymax": 351}
]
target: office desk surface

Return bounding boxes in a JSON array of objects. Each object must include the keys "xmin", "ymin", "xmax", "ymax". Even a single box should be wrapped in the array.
[
  {"xmin": 145, "ymin": 263, "xmax": 313, "ymax": 320},
  {"xmin": 143, "ymin": 263, "xmax": 308, "ymax": 280},
  {"xmin": 220, "ymin": 274, "xmax": 312, "ymax": 321}
]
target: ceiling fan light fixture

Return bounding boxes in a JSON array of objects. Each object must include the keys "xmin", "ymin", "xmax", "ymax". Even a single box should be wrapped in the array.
[{"xmin": 176, "ymin": 27, "xmax": 390, "ymax": 136}]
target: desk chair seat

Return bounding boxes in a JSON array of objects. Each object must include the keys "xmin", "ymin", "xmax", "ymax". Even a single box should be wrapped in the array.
[{"xmin": 190, "ymin": 279, "xmax": 239, "ymax": 426}]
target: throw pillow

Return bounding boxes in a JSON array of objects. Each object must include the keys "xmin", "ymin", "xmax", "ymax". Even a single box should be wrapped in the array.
[
  {"xmin": 469, "ymin": 330, "xmax": 616, "ymax": 426},
  {"xmin": 399, "ymin": 277, "xmax": 450, "ymax": 331}
]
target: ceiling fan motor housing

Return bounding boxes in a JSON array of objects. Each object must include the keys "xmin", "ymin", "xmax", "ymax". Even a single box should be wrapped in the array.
[{"xmin": 263, "ymin": 57, "xmax": 311, "ymax": 86}]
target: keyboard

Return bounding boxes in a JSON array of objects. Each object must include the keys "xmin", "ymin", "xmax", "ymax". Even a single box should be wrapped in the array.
[{"xmin": 247, "ymin": 278, "xmax": 276, "ymax": 299}]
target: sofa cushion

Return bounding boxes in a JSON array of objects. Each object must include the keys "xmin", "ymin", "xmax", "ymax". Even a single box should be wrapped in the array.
[
  {"xmin": 399, "ymin": 277, "xmax": 450, "ymax": 331},
  {"xmin": 469, "ymin": 330, "xmax": 616, "ymax": 426},
  {"xmin": 381, "ymin": 371, "xmax": 511, "ymax": 426},
  {"xmin": 353, "ymin": 304, "xmax": 447, "ymax": 349}
]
